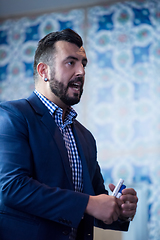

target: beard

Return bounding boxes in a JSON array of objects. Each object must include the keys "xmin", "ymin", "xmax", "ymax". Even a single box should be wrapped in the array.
[{"xmin": 49, "ymin": 77, "xmax": 83, "ymax": 106}]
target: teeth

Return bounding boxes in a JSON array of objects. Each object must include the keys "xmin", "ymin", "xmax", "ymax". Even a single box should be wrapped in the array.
[
  {"xmin": 69, "ymin": 81, "xmax": 81, "ymax": 90},
  {"xmin": 72, "ymin": 83, "xmax": 80, "ymax": 89}
]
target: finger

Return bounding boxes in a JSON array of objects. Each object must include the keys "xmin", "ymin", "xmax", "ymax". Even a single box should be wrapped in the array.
[
  {"xmin": 122, "ymin": 188, "xmax": 137, "ymax": 196},
  {"xmin": 121, "ymin": 208, "xmax": 136, "ymax": 218},
  {"xmin": 121, "ymin": 202, "xmax": 137, "ymax": 211},
  {"xmin": 109, "ymin": 183, "xmax": 115, "ymax": 192},
  {"xmin": 104, "ymin": 220, "xmax": 112, "ymax": 225},
  {"xmin": 121, "ymin": 209, "xmax": 136, "ymax": 218},
  {"xmin": 116, "ymin": 197, "xmax": 124, "ymax": 207},
  {"xmin": 112, "ymin": 211, "xmax": 119, "ymax": 222},
  {"xmin": 120, "ymin": 194, "xmax": 138, "ymax": 203},
  {"xmin": 104, "ymin": 213, "xmax": 119, "ymax": 225},
  {"xmin": 104, "ymin": 216, "xmax": 114, "ymax": 225},
  {"xmin": 121, "ymin": 203, "xmax": 137, "ymax": 210},
  {"xmin": 114, "ymin": 199, "xmax": 123, "ymax": 218}
]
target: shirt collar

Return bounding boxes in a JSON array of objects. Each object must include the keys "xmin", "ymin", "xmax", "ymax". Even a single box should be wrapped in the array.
[{"xmin": 34, "ymin": 90, "xmax": 77, "ymax": 123}]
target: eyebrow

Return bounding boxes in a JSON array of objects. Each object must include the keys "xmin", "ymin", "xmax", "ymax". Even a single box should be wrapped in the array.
[{"xmin": 64, "ymin": 56, "xmax": 88, "ymax": 64}]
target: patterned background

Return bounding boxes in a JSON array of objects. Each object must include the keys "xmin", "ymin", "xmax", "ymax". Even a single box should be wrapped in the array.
[{"xmin": 0, "ymin": 0, "xmax": 160, "ymax": 239}]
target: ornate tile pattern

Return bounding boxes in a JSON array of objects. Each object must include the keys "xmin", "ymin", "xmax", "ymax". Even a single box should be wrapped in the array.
[{"xmin": 0, "ymin": 1, "xmax": 160, "ymax": 239}]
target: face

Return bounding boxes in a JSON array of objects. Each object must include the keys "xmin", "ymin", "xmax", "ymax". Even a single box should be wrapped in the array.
[{"xmin": 48, "ymin": 41, "xmax": 87, "ymax": 108}]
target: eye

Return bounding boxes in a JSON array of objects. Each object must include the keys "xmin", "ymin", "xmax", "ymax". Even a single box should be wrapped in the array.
[
  {"xmin": 67, "ymin": 61, "xmax": 74, "ymax": 66},
  {"xmin": 82, "ymin": 62, "xmax": 87, "ymax": 68}
]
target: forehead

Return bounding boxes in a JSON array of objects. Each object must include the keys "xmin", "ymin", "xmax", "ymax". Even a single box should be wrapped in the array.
[{"xmin": 55, "ymin": 40, "xmax": 87, "ymax": 59}]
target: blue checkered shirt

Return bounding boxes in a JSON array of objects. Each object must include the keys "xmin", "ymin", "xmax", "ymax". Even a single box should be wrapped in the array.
[{"xmin": 34, "ymin": 90, "xmax": 83, "ymax": 193}]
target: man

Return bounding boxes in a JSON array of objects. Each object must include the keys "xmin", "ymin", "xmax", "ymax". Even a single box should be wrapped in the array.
[{"xmin": 0, "ymin": 28, "xmax": 138, "ymax": 240}]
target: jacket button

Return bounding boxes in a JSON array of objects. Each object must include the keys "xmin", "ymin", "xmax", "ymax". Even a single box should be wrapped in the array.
[{"xmin": 62, "ymin": 231, "xmax": 69, "ymax": 235}]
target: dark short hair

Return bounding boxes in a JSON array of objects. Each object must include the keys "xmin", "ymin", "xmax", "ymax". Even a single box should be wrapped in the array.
[{"xmin": 33, "ymin": 28, "xmax": 83, "ymax": 79}]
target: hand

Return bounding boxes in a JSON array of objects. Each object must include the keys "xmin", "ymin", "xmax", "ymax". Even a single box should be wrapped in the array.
[
  {"xmin": 85, "ymin": 194, "xmax": 123, "ymax": 224},
  {"xmin": 109, "ymin": 183, "xmax": 138, "ymax": 221}
]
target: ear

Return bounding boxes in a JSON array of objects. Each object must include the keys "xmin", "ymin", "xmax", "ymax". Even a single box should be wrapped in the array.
[{"xmin": 37, "ymin": 62, "xmax": 48, "ymax": 79}]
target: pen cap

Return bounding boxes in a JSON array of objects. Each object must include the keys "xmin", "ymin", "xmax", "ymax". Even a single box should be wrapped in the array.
[{"xmin": 119, "ymin": 184, "xmax": 126, "ymax": 194}]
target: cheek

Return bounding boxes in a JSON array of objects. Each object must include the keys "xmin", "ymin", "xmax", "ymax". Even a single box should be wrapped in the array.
[
  {"xmin": 60, "ymin": 73, "xmax": 74, "ymax": 85},
  {"xmin": 54, "ymin": 64, "xmax": 75, "ymax": 83}
]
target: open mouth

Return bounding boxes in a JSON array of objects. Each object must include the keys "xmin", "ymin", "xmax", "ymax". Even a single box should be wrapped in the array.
[
  {"xmin": 73, "ymin": 82, "xmax": 81, "ymax": 90},
  {"xmin": 69, "ymin": 81, "xmax": 82, "ymax": 91}
]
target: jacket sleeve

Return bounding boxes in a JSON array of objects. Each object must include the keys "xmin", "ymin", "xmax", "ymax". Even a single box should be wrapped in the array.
[
  {"xmin": 91, "ymin": 162, "xmax": 129, "ymax": 230},
  {"xmin": 0, "ymin": 102, "xmax": 89, "ymax": 229},
  {"xmin": 83, "ymin": 127, "xmax": 130, "ymax": 231},
  {"xmin": 69, "ymin": 117, "xmax": 130, "ymax": 231}
]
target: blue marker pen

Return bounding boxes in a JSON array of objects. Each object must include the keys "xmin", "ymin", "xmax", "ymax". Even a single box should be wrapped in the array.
[
  {"xmin": 112, "ymin": 179, "xmax": 126, "ymax": 198},
  {"xmin": 116, "ymin": 184, "xmax": 126, "ymax": 198},
  {"xmin": 112, "ymin": 179, "xmax": 124, "ymax": 197}
]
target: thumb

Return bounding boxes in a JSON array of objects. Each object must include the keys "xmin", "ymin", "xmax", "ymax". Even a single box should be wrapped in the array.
[{"xmin": 109, "ymin": 183, "xmax": 115, "ymax": 192}]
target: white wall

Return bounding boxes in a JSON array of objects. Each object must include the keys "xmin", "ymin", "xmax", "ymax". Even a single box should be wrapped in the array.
[{"xmin": 0, "ymin": 0, "xmax": 121, "ymax": 19}]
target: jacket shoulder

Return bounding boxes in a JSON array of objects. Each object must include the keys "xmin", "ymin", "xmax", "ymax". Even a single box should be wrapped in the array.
[
  {"xmin": 0, "ymin": 92, "xmax": 44, "ymax": 118},
  {"xmin": 0, "ymin": 94, "xmax": 39, "ymax": 127},
  {"xmin": 0, "ymin": 98, "xmax": 30, "ymax": 117}
]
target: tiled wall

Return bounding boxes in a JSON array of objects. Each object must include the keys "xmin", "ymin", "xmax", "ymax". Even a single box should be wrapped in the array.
[{"xmin": 0, "ymin": 0, "xmax": 160, "ymax": 239}]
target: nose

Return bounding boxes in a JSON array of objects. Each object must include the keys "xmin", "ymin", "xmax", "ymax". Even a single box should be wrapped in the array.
[{"xmin": 76, "ymin": 63, "xmax": 85, "ymax": 77}]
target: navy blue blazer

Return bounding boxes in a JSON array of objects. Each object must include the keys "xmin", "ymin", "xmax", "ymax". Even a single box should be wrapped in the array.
[{"xmin": 0, "ymin": 92, "xmax": 129, "ymax": 240}]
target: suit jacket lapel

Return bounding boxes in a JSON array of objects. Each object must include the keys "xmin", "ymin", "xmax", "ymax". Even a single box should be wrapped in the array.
[{"xmin": 27, "ymin": 93, "xmax": 74, "ymax": 190}]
